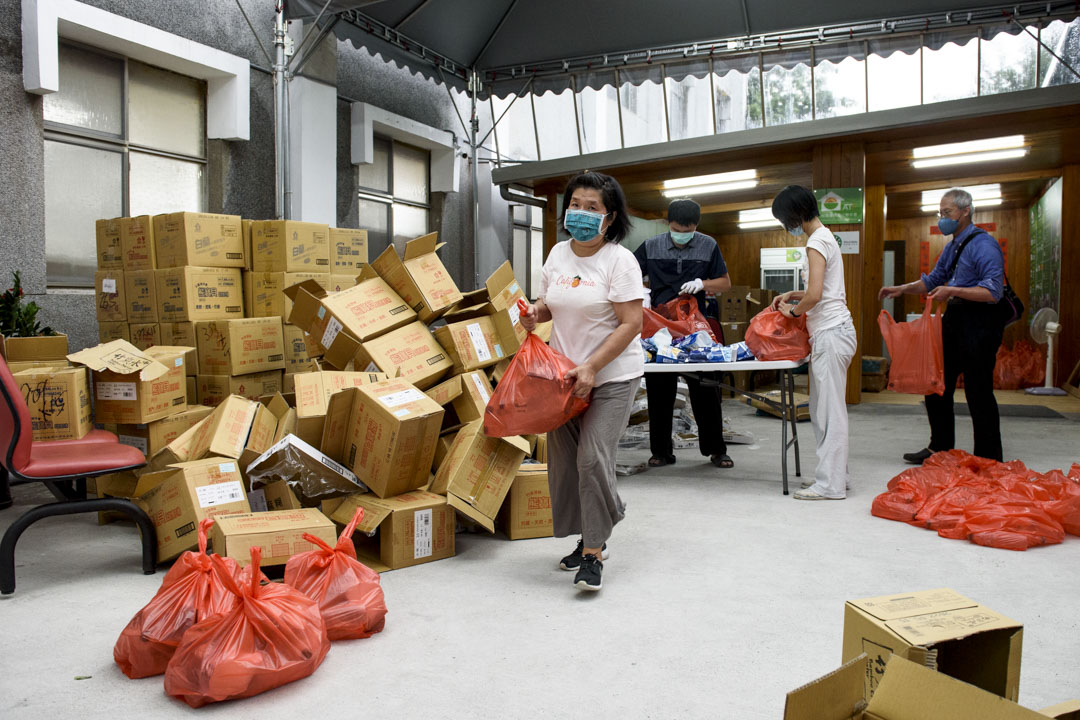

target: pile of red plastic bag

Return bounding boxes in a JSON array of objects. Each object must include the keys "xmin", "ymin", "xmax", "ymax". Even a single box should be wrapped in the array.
[
  {"xmin": 872, "ymin": 450, "xmax": 1080, "ymax": 551},
  {"xmin": 994, "ymin": 340, "xmax": 1046, "ymax": 389},
  {"xmin": 115, "ymin": 509, "xmax": 386, "ymax": 707}
]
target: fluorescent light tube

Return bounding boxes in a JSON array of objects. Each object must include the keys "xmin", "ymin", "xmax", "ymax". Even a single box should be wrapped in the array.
[
  {"xmin": 912, "ymin": 148, "xmax": 1027, "ymax": 169},
  {"xmin": 738, "ymin": 219, "xmax": 784, "ymax": 230},
  {"xmin": 738, "ymin": 208, "xmax": 778, "ymax": 222},
  {"xmin": 921, "ymin": 198, "xmax": 1002, "ymax": 212},
  {"xmin": 661, "ymin": 179, "xmax": 758, "ymax": 197},
  {"xmin": 663, "ymin": 169, "xmax": 756, "ymax": 190},
  {"xmin": 920, "ymin": 184, "xmax": 1000, "ymax": 205},
  {"xmin": 912, "ymin": 135, "xmax": 1025, "ymax": 159}
]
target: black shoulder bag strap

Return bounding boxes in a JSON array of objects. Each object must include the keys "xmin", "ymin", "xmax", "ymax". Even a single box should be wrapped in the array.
[{"xmin": 945, "ymin": 227, "xmax": 1024, "ymax": 326}]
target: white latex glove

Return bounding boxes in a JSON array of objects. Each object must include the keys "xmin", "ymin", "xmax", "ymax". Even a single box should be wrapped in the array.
[
  {"xmin": 680, "ymin": 278, "xmax": 705, "ymax": 295},
  {"xmin": 642, "ymin": 287, "xmax": 651, "ymax": 309}
]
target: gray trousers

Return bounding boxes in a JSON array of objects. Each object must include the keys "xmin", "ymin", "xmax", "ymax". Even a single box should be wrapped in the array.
[{"xmin": 547, "ymin": 378, "xmax": 638, "ymax": 547}]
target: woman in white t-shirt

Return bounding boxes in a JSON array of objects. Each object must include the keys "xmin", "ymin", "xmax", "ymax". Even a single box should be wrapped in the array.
[
  {"xmin": 770, "ymin": 185, "xmax": 857, "ymax": 500},
  {"xmin": 520, "ymin": 172, "xmax": 644, "ymax": 592}
]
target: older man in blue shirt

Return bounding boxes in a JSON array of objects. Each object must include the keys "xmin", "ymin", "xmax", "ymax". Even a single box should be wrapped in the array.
[{"xmin": 879, "ymin": 188, "xmax": 1006, "ymax": 463}]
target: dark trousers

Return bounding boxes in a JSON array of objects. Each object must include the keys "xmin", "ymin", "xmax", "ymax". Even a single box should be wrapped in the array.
[
  {"xmin": 645, "ymin": 372, "xmax": 727, "ymax": 458},
  {"xmin": 925, "ymin": 301, "xmax": 1004, "ymax": 461}
]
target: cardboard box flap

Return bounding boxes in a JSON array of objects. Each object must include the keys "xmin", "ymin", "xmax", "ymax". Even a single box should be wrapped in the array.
[
  {"xmin": 484, "ymin": 261, "xmax": 517, "ymax": 297},
  {"xmin": 883, "ymin": 606, "xmax": 1021, "ymax": 647},
  {"xmin": 502, "ymin": 434, "xmax": 532, "ymax": 455},
  {"xmin": 265, "ymin": 392, "xmax": 292, "ymax": 421},
  {"xmin": 783, "ymin": 655, "xmax": 867, "ymax": 720},
  {"xmin": 67, "ymin": 339, "xmax": 169, "ymax": 381},
  {"xmin": 1040, "ymin": 701, "xmax": 1080, "ymax": 719},
  {"xmin": 447, "ymin": 492, "xmax": 495, "ymax": 533},
  {"xmin": 329, "ymin": 493, "xmax": 392, "ymax": 533},
  {"xmin": 283, "ymin": 279, "xmax": 327, "ymax": 302},
  {"xmin": 403, "ymin": 232, "xmax": 440, "ymax": 260},
  {"xmin": 849, "ymin": 588, "xmax": 976, "ymax": 621},
  {"xmin": 320, "ymin": 387, "xmax": 360, "ymax": 462},
  {"xmin": 425, "ymin": 375, "xmax": 463, "ymax": 407},
  {"xmin": 357, "ymin": 264, "xmax": 380, "ymax": 282},
  {"xmin": 867, "ymin": 655, "xmax": 1048, "ymax": 720}
]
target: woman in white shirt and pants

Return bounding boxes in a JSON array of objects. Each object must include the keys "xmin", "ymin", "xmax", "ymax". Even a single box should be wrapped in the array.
[
  {"xmin": 520, "ymin": 172, "xmax": 644, "ymax": 591},
  {"xmin": 770, "ymin": 185, "xmax": 858, "ymax": 500}
]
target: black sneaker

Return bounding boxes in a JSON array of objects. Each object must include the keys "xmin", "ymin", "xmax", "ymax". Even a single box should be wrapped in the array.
[
  {"xmin": 559, "ymin": 539, "xmax": 608, "ymax": 571},
  {"xmin": 574, "ymin": 554, "xmax": 603, "ymax": 591},
  {"xmin": 903, "ymin": 448, "xmax": 933, "ymax": 465}
]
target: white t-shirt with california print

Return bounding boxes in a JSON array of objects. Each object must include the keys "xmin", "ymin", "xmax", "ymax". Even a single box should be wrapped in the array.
[
  {"xmin": 540, "ymin": 240, "xmax": 645, "ymax": 387},
  {"xmin": 802, "ymin": 226, "xmax": 853, "ymax": 336}
]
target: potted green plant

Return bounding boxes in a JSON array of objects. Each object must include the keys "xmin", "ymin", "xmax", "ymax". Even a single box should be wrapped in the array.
[{"xmin": 0, "ymin": 271, "xmax": 68, "ymax": 363}]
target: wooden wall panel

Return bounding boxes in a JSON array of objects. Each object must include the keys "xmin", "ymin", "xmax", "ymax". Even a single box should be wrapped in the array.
[
  {"xmin": 863, "ymin": 185, "xmax": 886, "ymax": 357},
  {"xmin": 1059, "ymin": 165, "xmax": 1080, "ymax": 386}
]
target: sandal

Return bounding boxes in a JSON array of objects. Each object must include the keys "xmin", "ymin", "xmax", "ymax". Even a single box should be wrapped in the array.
[
  {"xmin": 648, "ymin": 454, "xmax": 676, "ymax": 467},
  {"xmin": 711, "ymin": 454, "xmax": 734, "ymax": 469}
]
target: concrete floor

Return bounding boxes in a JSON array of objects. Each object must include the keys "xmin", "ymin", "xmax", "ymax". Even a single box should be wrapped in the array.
[{"xmin": 2, "ymin": 397, "xmax": 1078, "ymax": 718}]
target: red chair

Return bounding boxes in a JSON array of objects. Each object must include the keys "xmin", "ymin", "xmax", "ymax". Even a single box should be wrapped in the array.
[{"xmin": 0, "ymin": 356, "xmax": 155, "ymax": 594}]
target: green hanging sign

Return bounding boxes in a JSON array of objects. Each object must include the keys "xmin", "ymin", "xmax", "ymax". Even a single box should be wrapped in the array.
[{"xmin": 814, "ymin": 188, "xmax": 864, "ymax": 224}]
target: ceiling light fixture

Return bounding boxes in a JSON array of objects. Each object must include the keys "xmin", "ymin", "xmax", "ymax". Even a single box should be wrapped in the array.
[
  {"xmin": 737, "ymin": 208, "xmax": 782, "ymax": 228},
  {"xmin": 663, "ymin": 169, "xmax": 757, "ymax": 190},
  {"xmin": 911, "ymin": 135, "xmax": 1027, "ymax": 169},
  {"xmin": 912, "ymin": 149, "xmax": 1028, "ymax": 169},
  {"xmin": 921, "ymin": 197, "xmax": 1002, "ymax": 213},
  {"xmin": 919, "ymin": 184, "xmax": 1001, "ymax": 205},
  {"xmin": 662, "ymin": 179, "xmax": 758, "ymax": 198},
  {"xmin": 738, "ymin": 219, "xmax": 784, "ymax": 230}
]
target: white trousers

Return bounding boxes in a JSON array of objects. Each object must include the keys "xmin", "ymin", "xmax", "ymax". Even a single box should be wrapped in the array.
[{"xmin": 807, "ymin": 321, "xmax": 857, "ymax": 498}]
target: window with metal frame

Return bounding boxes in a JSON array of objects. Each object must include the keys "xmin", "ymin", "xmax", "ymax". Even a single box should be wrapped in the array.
[
  {"xmin": 357, "ymin": 136, "xmax": 432, "ymax": 259},
  {"xmin": 509, "ymin": 195, "xmax": 544, "ymax": 301},
  {"xmin": 43, "ymin": 42, "xmax": 207, "ymax": 289}
]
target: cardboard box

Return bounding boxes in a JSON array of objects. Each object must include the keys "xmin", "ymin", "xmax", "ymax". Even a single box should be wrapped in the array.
[
  {"xmin": 354, "ymin": 321, "xmax": 452, "ymax": 390},
  {"xmin": 12, "ymin": 366, "xmax": 92, "ymax": 441},
  {"xmin": 282, "ymin": 324, "xmax": 315, "ymax": 374},
  {"xmin": 153, "ymin": 212, "xmax": 244, "ymax": 268},
  {"xmin": 242, "ymin": 219, "xmax": 253, "ymax": 270},
  {"xmin": 186, "ymin": 376, "xmax": 196, "ymax": 403},
  {"xmin": 432, "ymin": 430, "xmax": 458, "ymax": 473},
  {"xmin": 329, "ymin": 274, "xmax": 359, "ymax": 293},
  {"xmin": 327, "ymin": 490, "xmax": 454, "ymax": 571},
  {"xmin": 433, "ymin": 421, "xmax": 530, "ymax": 531},
  {"xmin": 534, "ymin": 434, "xmax": 547, "ymax": 463},
  {"xmin": 0, "ymin": 334, "xmax": 69, "ymax": 363},
  {"xmin": 95, "ymin": 269, "xmax": 126, "ymax": 322},
  {"xmin": 862, "ymin": 355, "xmax": 890, "ymax": 375},
  {"xmin": 425, "ymin": 371, "xmax": 493, "ymax": 425},
  {"xmin": 1042, "ymin": 702, "xmax": 1080, "ymax": 720},
  {"xmin": 136, "ymin": 457, "xmax": 250, "ymax": 562},
  {"xmin": 124, "ymin": 269, "xmax": 159, "ymax": 323},
  {"xmin": 95, "ymin": 470, "xmax": 141, "ymax": 525},
  {"xmin": 498, "ymin": 464, "xmax": 552, "ymax": 540},
  {"xmin": 324, "ymin": 379, "xmax": 444, "ymax": 498},
  {"xmin": 251, "ymin": 220, "xmax": 330, "ymax": 272},
  {"xmin": 120, "ymin": 215, "xmax": 156, "ymax": 271},
  {"xmin": 116, "ymin": 404, "xmax": 214, "ymax": 457},
  {"xmin": 785, "ymin": 654, "xmax": 1052, "ymax": 720},
  {"xmin": 330, "ymin": 227, "xmax": 368, "ymax": 272},
  {"xmin": 157, "ymin": 266, "xmax": 244, "ymax": 322},
  {"xmin": 285, "ymin": 268, "xmax": 415, "ymax": 366},
  {"xmin": 197, "ymin": 370, "xmax": 284, "ymax": 407},
  {"xmin": 745, "ymin": 288, "xmax": 776, "ymax": 317},
  {"xmin": 160, "ymin": 322, "xmax": 199, "ymax": 375},
  {"xmin": 129, "ymin": 323, "xmax": 160, "ymax": 351},
  {"xmin": 68, "ymin": 341, "xmax": 189, "ymax": 424},
  {"xmin": 209, "ymin": 509, "xmax": 335, "ymax": 567},
  {"xmin": 96, "ymin": 217, "xmax": 123, "ymax": 269},
  {"xmin": 718, "ymin": 321, "xmax": 747, "ymax": 345},
  {"xmin": 862, "ymin": 374, "xmax": 889, "ymax": 393},
  {"xmin": 842, "ymin": 588, "xmax": 1023, "ymax": 701},
  {"xmin": 371, "ymin": 233, "xmax": 463, "ymax": 324},
  {"xmin": 189, "ymin": 395, "xmax": 268, "ymax": 463},
  {"xmin": 291, "ymin": 370, "xmax": 387, "ymax": 446},
  {"xmin": 245, "ymin": 433, "xmax": 365, "ymax": 503},
  {"xmin": 247, "ymin": 479, "xmax": 302, "ymax": 513},
  {"xmin": 245, "ymin": 270, "xmax": 329, "ymax": 322},
  {"xmin": 98, "ymin": 322, "xmax": 130, "ymax": 343},
  {"xmin": 443, "ymin": 261, "xmax": 528, "ymax": 355},
  {"xmin": 433, "ymin": 315, "xmax": 507, "ymax": 373},
  {"xmin": 721, "ymin": 285, "xmax": 751, "ymax": 322},
  {"xmin": 195, "ymin": 317, "xmax": 286, "ymax": 376}
]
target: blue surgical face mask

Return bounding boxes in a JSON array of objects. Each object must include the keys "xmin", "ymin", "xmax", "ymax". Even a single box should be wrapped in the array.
[
  {"xmin": 787, "ymin": 225, "xmax": 805, "ymax": 238},
  {"xmin": 563, "ymin": 209, "xmax": 607, "ymax": 242},
  {"xmin": 670, "ymin": 230, "xmax": 695, "ymax": 245},
  {"xmin": 937, "ymin": 217, "xmax": 960, "ymax": 236}
]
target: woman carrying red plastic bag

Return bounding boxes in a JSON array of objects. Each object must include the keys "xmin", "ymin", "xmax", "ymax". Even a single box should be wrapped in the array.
[
  {"xmin": 284, "ymin": 507, "xmax": 387, "ymax": 640},
  {"xmin": 516, "ymin": 172, "xmax": 644, "ymax": 593},
  {"xmin": 744, "ymin": 307, "xmax": 811, "ymax": 362},
  {"xmin": 769, "ymin": 186, "xmax": 858, "ymax": 501}
]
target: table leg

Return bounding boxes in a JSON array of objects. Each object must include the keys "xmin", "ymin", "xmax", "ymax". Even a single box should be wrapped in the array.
[
  {"xmin": 781, "ymin": 374, "xmax": 789, "ymax": 496},
  {"xmin": 789, "ymin": 370, "xmax": 802, "ymax": 477}
]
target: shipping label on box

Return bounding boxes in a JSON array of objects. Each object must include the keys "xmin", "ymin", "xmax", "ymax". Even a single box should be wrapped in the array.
[
  {"xmin": 210, "ymin": 509, "xmax": 336, "ymax": 566},
  {"xmin": 124, "ymin": 269, "xmax": 159, "ymax": 323},
  {"xmin": 355, "ymin": 321, "xmax": 452, "ymax": 390},
  {"xmin": 120, "ymin": 215, "xmax": 156, "ymax": 271},
  {"xmin": 157, "ymin": 267, "xmax": 243, "ymax": 322},
  {"xmin": 160, "ymin": 322, "xmax": 199, "ymax": 375},
  {"xmin": 330, "ymin": 227, "xmax": 368, "ymax": 271},
  {"xmin": 434, "ymin": 315, "xmax": 506, "ymax": 373},
  {"xmin": 68, "ymin": 340, "xmax": 188, "ymax": 424},
  {"xmin": 329, "ymin": 490, "xmax": 454, "ymax": 570},
  {"xmin": 499, "ymin": 465, "xmax": 552, "ymax": 540},
  {"xmin": 153, "ymin": 212, "xmax": 244, "ymax": 268},
  {"xmin": 371, "ymin": 232, "xmax": 463, "ymax": 324},
  {"xmin": 13, "ymin": 366, "xmax": 92, "ymax": 441},
  {"xmin": 99, "ymin": 322, "xmax": 130, "ymax": 344},
  {"xmin": 130, "ymin": 323, "xmax": 161, "ymax": 351},
  {"xmin": 137, "ymin": 457, "xmax": 250, "ymax": 562},
  {"xmin": 117, "ymin": 404, "xmax": 213, "ymax": 457},
  {"xmin": 96, "ymin": 217, "xmax": 124, "ymax": 269},
  {"xmin": 251, "ymin": 220, "xmax": 330, "ymax": 272},
  {"xmin": 434, "ymin": 420, "xmax": 530, "ymax": 531},
  {"xmin": 195, "ymin": 317, "xmax": 286, "ymax": 376},
  {"xmin": 95, "ymin": 269, "xmax": 126, "ymax": 322},
  {"xmin": 842, "ymin": 588, "xmax": 1023, "ymax": 702}
]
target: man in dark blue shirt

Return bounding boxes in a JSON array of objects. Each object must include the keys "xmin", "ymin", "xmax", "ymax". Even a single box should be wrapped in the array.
[
  {"xmin": 634, "ymin": 199, "xmax": 733, "ymax": 469},
  {"xmin": 879, "ymin": 188, "xmax": 1006, "ymax": 463}
]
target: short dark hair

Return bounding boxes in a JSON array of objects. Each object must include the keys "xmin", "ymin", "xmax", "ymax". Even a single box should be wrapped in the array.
[
  {"xmin": 667, "ymin": 199, "xmax": 701, "ymax": 226},
  {"xmin": 559, "ymin": 172, "xmax": 633, "ymax": 243},
  {"xmin": 771, "ymin": 185, "xmax": 819, "ymax": 230}
]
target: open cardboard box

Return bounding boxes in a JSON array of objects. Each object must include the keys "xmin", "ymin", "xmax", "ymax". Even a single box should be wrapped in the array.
[
  {"xmin": 68, "ymin": 340, "xmax": 189, "ymax": 424},
  {"xmin": 371, "ymin": 232, "xmax": 463, "ymax": 324},
  {"xmin": 425, "ymin": 371, "xmax": 493, "ymax": 425},
  {"xmin": 785, "ymin": 654, "xmax": 1073, "ymax": 720},
  {"xmin": 291, "ymin": 369, "xmax": 388, "ymax": 446},
  {"xmin": 353, "ymin": 320, "xmax": 452, "ymax": 389}
]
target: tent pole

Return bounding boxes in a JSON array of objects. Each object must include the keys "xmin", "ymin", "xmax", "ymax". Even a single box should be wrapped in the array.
[
  {"xmin": 274, "ymin": 4, "xmax": 288, "ymax": 219},
  {"xmin": 470, "ymin": 70, "xmax": 481, "ymax": 290}
]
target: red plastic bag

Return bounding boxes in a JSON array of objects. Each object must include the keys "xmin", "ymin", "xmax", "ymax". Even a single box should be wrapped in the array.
[
  {"xmin": 878, "ymin": 300, "xmax": 945, "ymax": 395},
  {"xmin": 484, "ymin": 331, "xmax": 590, "ymax": 437},
  {"xmin": 641, "ymin": 295, "xmax": 716, "ymax": 342},
  {"xmin": 163, "ymin": 547, "xmax": 330, "ymax": 708},
  {"xmin": 994, "ymin": 340, "xmax": 1046, "ymax": 389},
  {"xmin": 642, "ymin": 306, "xmax": 693, "ymax": 340},
  {"xmin": 284, "ymin": 507, "xmax": 387, "ymax": 641},
  {"xmin": 114, "ymin": 519, "xmax": 241, "ymax": 679},
  {"xmin": 743, "ymin": 308, "xmax": 810, "ymax": 361}
]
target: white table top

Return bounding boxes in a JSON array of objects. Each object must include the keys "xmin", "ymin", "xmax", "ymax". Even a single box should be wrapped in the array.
[{"xmin": 643, "ymin": 359, "xmax": 807, "ymax": 372}]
